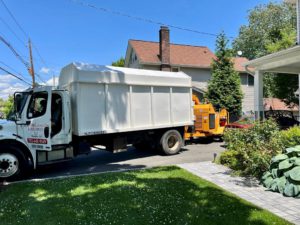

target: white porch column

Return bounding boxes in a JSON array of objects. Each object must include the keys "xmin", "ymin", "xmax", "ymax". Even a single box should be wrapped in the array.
[{"xmin": 254, "ymin": 70, "xmax": 264, "ymax": 120}]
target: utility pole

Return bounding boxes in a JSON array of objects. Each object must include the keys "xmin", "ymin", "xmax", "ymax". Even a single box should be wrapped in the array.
[{"xmin": 28, "ymin": 39, "xmax": 35, "ymax": 87}]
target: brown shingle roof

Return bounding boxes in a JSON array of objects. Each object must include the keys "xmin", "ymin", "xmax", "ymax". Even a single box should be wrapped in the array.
[
  {"xmin": 129, "ymin": 40, "xmax": 249, "ymax": 72},
  {"xmin": 232, "ymin": 57, "xmax": 249, "ymax": 73},
  {"xmin": 264, "ymin": 98, "xmax": 298, "ymax": 111},
  {"xmin": 129, "ymin": 40, "xmax": 215, "ymax": 68}
]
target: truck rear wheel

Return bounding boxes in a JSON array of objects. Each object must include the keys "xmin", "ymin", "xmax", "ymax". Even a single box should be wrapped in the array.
[
  {"xmin": 160, "ymin": 130, "xmax": 183, "ymax": 155},
  {"xmin": 0, "ymin": 144, "xmax": 29, "ymax": 181}
]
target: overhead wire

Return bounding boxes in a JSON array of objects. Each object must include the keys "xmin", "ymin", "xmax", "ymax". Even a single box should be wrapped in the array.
[
  {"xmin": 0, "ymin": 0, "xmax": 49, "ymax": 84},
  {"xmin": 34, "ymin": 72, "xmax": 46, "ymax": 84},
  {"xmin": 0, "ymin": 34, "xmax": 30, "ymax": 70},
  {"xmin": 0, "ymin": 66, "xmax": 31, "ymax": 86},
  {"xmin": 70, "ymin": 0, "xmax": 234, "ymax": 39},
  {"xmin": 0, "ymin": 60, "xmax": 29, "ymax": 81},
  {"xmin": 0, "ymin": 0, "xmax": 29, "ymax": 38},
  {"xmin": 0, "ymin": 16, "xmax": 27, "ymax": 47},
  {"xmin": 0, "ymin": 34, "xmax": 46, "ymax": 84}
]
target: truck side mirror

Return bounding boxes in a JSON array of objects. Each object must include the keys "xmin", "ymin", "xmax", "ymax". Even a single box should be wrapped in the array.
[{"xmin": 14, "ymin": 94, "xmax": 22, "ymax": 120}]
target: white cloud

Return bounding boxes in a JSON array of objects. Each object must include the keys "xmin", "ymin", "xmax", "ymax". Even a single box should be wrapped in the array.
[
  {"xmin": 0, "ymin": 74, "xmax": 28, "ymax": 100},
  {"xmin": 40, "ymin": 67, "xmax": 51, "ymax": 74},
  {"xmin": 45, "ymin": 77, "xmax": 59, "ymax": 86}
]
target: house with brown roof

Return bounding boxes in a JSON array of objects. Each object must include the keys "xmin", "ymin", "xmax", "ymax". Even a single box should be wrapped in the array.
[{"xmin": 124, "ymin": 26, "xmax": 254, "ymax": 114}]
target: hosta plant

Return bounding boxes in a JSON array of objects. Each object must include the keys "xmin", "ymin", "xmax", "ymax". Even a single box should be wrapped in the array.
[{"xmin": 262, "ymin": 145, "xmax": 300, "ymax": 197}]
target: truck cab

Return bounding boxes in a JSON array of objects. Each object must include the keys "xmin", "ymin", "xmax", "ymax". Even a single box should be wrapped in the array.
[{"xmin": 0, "ymin": 86, "xmax": 72, "ymax": 180}]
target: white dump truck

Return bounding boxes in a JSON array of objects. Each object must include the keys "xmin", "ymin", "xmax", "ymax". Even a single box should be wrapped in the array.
[{"xmin": 0, "ymin": 63, "xmax": 193, "ymax": 180}]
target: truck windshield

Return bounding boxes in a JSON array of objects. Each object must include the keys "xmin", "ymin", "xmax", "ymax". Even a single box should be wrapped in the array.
[{"xmin": 7, "ymin": 92, "xmax": 30, "ymax": 121}]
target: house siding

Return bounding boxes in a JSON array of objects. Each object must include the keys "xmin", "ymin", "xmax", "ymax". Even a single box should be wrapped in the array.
[
  {"xmin": 240, "ymin": 73, "xmax": 254, "ymax": 114},
  {"xmin": 241, "ymin": 84, "xmax": 254, "ymax": 113},
  {"xmin": 128, "ymin": 59, "xmax": 141, "ymax": 69}
]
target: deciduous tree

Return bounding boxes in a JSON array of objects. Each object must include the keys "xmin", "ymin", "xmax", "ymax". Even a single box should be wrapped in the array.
[
  {"xmin": 233, "ymin": 1, "xmax": 298, "ymax": 105},
  {"xmin": 111, "ymin": 57, "xmax": 125, "ymax": 67},
  {"xmin": 3, "ymin": 96, "xmax": 14, "ymax": 119}
]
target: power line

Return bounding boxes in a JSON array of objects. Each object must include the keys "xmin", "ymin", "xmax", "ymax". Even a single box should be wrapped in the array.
[
  {"xmin": 32, "ymin": 44, "xmax": 48, "ymax": 67},
  {"xmin": 0, "ymin": 31, "xmax": 28, "ymax": 61},
  {"xmin": 70, "ymin": 0, "xmax": 234, "ymax": 38},
  {"xmin": 35, "ymin": 72, "xmax": 46, "ymax": 84},
  {"xmin": 0, "ymin": 0, "xmax": 50, "ymax": 75},
  {"xmin": 0, "ymin": 16, "xmax": 27, "ymax": 47},
  {"xmin": 0, "ymin": 0, "xmax": 28, "ymax": 38},
  {"xmin": 0, "ymin": 34, "xmax": 46, "ymax": 84},
  {"xmin": 0, "ymin": 66, "xmax": 31, "ymax": 86},
  {"xmin": 0, "ymin": 34, "xmax": 30, "ymax": 70},
  {"xmin": 0, "ymin": 60, "xmax": 28, "ymax": 80}
]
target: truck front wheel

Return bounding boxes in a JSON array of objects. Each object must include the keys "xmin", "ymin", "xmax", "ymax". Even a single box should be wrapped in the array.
[
  {"xmin": 160, "ymin": 130, "xmax": 183, "ymax": 155},
  {"xmin": 0, "ymin": 144, "xmax": 29, "ymax": 181}
]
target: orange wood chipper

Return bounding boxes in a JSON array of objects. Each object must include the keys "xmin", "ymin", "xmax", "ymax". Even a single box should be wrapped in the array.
[{"xmin": 184, "ymin": 95, "xmax": 229, "ymax": 140}]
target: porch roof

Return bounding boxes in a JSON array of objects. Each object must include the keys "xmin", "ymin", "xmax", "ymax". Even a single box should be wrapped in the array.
[{"xmin": 244, "ymin": 45, "xmax": 300, "ymax": 74}]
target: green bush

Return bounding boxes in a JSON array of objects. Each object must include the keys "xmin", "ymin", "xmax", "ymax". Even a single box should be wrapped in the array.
[
  {"xmin": 218, "ymin": 150, "xmax": 242, "ymax": 171},
  {"xmin": 220, "ymin": 119, "xmax": 283, "ymax": 177},
  {"xmin": 280, "ymin": 126, "xmax": 300, "ymax": 148}
]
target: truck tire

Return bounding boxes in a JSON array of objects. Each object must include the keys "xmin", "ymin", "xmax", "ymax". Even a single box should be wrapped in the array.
[
  {"xmin": 0, "ymin": 144, "xmax": 30, "ymax": 181},
  {"xmin": 160, "ymin": 130, "xmax": 183, "ymax": 155}
]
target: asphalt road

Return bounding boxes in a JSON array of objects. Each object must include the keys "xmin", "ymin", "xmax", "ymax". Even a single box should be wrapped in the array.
[{"xmin": 30, "ymin": 140, "xmax": 225, "ymax": 180}]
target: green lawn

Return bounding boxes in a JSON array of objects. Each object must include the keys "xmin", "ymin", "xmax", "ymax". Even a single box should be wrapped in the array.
[{"xmin": 0, "ymin": 166, "xmax": 290, "ymax": 225}]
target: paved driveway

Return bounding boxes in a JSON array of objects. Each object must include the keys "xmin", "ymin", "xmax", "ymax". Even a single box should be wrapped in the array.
[{"xmin": 30, "ymin": 141, "xmax": 225, "ymax": 180}]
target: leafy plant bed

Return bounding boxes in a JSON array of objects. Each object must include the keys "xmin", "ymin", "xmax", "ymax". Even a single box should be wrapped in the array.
[
  {"xmin": 220, "ymin": 119, "xmax": 282, "ymax": 177},
  {"xmin": 0, "ymin": 166, "xmax": 290, "ymax": 225},
  {"xmin": 262, "ymin": 145, "xmax": 300, "ymax": 197}
]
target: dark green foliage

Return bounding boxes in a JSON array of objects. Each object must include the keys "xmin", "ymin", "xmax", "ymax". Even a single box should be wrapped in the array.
[
  {"xmin": 206, "ymin": 32, "xmax": 243, "ymax": 120},
  {"xmin": 111, "ymin": 57, "xmax": 125, "ymax": 67},
  {"xmin": 233, "ymin": 1, "xmax": 298, "ymax": 104},
  {"xmin": 273, "ymin": 74, "xmax": 298, "ymax": 106},
  {"xmin": 233, "ymin": 2, "xmax": 296, "ymax": 60},
  {"xmin": 220, "ymin": 119, "xmax": 282, "ymax": 177}
]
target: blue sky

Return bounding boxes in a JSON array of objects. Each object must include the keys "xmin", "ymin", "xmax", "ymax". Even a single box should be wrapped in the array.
[{"xmin": 0, "ymin": 0, "xmax": 275, "ymax": 99}]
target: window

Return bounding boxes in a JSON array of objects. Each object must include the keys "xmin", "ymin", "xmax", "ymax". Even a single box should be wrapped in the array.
[
  {"xmin": 51, "ymin": 93, "xmax": 63, "ymax": 137},
  {"xmin": 130, "ymin": 52, "xmax": 137, "ymax": 64},
  {"xmin": 248, "ymin": 75, "xmax": 254, "ymax": 86},
  {"xmin": 240, "ymin": 74, "xmax": 254, "ymax": 86},
  {"xmin": 27, "ymin": 92, "xmax": 48, "ymax": 118},
  {"xmin": 240, "ymin": 74, "xmax": 248, "ymax": 85}
]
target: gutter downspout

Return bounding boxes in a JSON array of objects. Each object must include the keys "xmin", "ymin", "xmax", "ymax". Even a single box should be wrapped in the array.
[{"xmin": 245, "ymin": 65, "xmax": 255, "ymax": 76}]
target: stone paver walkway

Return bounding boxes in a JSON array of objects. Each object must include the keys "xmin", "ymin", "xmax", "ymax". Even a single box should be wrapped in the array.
[{"xmin": 179, "ymin": 161, "xmax": 300, "ymax": 225}]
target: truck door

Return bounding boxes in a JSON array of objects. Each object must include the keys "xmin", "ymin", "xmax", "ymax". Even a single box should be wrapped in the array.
[{"xmin": 24, "ymin": 87, "xmax": 52, "ymax": 151}]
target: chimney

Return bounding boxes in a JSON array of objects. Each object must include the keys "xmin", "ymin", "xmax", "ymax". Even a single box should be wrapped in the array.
[{"xmin": 159, "ymin": 26, "xmax": 171, "ymax": 71}]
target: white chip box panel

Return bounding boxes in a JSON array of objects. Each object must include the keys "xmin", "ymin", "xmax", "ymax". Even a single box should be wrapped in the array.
[{"xmin": 59, "ymin": 62, "xmax": 193, "ymax": 136}]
